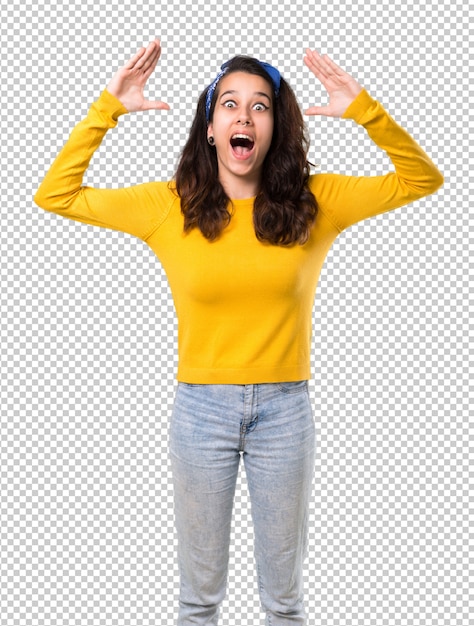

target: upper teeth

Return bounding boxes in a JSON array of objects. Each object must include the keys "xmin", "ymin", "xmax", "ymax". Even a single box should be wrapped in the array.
[{"xmin": 232, "ymin": 134, "xmax": 253, "ymax": 140}]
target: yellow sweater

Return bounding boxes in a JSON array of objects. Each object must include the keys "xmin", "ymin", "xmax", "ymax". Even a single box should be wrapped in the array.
[{"xmin": 34, "ymin": 89, "xmax": 443, "ymax": 384}]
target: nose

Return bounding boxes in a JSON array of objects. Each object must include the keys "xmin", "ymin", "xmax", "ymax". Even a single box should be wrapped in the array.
[{"xmin": 237, "ymin": 110, "xmax": 251, "ymax": 125}]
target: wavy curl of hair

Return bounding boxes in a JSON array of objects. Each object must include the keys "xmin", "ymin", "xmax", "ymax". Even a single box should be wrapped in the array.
[{"xmin": 174, "ymin": 56, "xmax": 318, "ymax": 246}]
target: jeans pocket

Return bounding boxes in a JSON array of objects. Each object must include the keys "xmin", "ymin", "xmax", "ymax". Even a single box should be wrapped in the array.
[
  {"xmin": 179, "ymin": 382, "xmax": 205, "ymax": 388},
  {"xmin": 276, "ymin": 380, "xmax": 308, "ymax": 394}
]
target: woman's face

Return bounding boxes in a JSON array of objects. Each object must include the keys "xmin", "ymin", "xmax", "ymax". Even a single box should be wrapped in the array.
[{"xmin": 207, "ymin": 71, "xmax": 274, "ymax": 198}]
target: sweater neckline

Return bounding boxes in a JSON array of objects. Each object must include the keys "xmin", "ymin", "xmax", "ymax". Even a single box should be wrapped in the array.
[{"xmin": 230, "ymin": 196, "xmax": 255, "ymax": 209}]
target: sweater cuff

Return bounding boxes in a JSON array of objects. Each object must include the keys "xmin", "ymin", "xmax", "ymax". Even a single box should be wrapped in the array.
[
  {"xmin": 95, "ymin": 89, "xmax": 129, "ymax": 123},
  {"xmin": 341, "ymin": 88, "xmax": 378, "ymax": 124}
]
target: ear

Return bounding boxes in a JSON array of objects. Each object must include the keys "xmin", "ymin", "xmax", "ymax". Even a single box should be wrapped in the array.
[{"xmin": 207, "ymin": 122, "xmax": 214, "ymax": 141}]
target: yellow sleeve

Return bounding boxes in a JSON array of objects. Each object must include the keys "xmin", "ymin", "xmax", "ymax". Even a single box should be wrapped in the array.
[
  {"xmin": 34, "ymin": 89, "xmax": 175, "ymax": 240},
  {"xmin": 310, "ymin": 89, "xmax": 444, "ymax": 232}
]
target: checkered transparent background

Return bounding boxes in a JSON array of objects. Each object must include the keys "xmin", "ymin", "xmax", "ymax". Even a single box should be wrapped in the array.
[{"xmin": 1, "ymin": 0, "xmax": 472, "ymax": 624}]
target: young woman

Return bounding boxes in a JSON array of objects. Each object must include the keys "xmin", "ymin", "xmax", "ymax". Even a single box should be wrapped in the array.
[{"xmin": 34, "ymin": 40, "xmax": 443, "ymax": 626}]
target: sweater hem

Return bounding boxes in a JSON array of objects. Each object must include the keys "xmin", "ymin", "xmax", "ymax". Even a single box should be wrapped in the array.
[{"xmin": 176, "ymin": 364, "xmax": 311, "ymax": 385}]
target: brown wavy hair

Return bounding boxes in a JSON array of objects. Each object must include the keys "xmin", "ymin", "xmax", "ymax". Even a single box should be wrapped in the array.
[{"xmin": 174, "ymin": 55, "xmax": 318, "ymax": 246}]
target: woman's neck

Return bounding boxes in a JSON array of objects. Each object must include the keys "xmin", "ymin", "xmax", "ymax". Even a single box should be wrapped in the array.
[{"xmin": 219, "ymin": 172, "xmax": 261, "ymax": 200}]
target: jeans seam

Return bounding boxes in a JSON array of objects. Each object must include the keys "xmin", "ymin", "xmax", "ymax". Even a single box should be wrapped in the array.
[{"xmin": 276, "ymin": 381, "xmax": 308, "ymax": 394}]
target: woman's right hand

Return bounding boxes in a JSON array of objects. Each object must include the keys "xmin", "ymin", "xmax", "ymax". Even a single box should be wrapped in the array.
[{"xmin": 106, "ymin": 39, "xmax": 170, "ymax": 112}]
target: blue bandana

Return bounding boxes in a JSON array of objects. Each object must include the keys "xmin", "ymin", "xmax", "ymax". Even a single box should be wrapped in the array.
[{"xmin": 205, "ymin": 59, "xmax": 281, "ymax": 123}]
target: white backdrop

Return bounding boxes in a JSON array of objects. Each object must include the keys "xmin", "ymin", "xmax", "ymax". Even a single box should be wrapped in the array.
[{"xmin": 1, "ymin": 0, "xmax": 472, "ymax": 624}]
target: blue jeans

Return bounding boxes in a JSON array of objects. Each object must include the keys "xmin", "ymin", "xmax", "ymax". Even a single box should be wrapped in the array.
[{"xmin": 169, "ymin": 381, "xmax": 316, "ymax": 626}]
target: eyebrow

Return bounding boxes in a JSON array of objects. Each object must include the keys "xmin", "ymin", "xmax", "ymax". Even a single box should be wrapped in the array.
[{"xmin": 219, "ymin": 89, "xmax": 272, "ymax": 102}]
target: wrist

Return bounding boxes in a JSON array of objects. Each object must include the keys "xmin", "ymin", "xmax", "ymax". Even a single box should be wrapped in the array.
[
  {"xmin": 341, "ymin": 89, "xmax": 375, "ymax": 122},
  {"xmin": 101, "ymin": 89, "xmax": 130, "ymax": 118}
]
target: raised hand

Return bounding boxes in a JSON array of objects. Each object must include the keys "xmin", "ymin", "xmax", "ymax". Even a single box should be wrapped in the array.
[
  {"xmin": 303, "ymin": 48, "xmax": 363, "ymax": 117},
  {"xmin": 106, "ymin": 40, "xmax": 170, "ymax": 112}
]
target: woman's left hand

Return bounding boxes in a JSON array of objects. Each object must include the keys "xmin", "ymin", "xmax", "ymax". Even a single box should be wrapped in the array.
[{"xmin": 303, "ymin": 48, "xmax": 363, "ymax": 117}]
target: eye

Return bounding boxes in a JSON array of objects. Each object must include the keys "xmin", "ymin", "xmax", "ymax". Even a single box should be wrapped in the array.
[
  {"xmin": 222, "ymin": 100, "xmax": 236, "ymax": 108},
  {"xmin": 253, "ymin": 103, "xmax": 269, "ymax": 111}
]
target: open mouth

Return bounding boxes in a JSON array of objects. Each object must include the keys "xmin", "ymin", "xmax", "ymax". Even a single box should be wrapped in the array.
[{"xmin": 230, "ymin": 134, "xmax": 255, "ymax": 157}]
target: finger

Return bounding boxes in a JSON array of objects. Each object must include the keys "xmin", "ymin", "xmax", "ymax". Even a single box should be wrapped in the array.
[
  {"xmin": 126, "ymin": 39, "xmax": 160, "ymax": 73},
  {"xmin": 304, "ymin": 48, "xmax": 326, "ymax": 68},
  {"xmin": 141, "ymin": 43, "xmax": 162, "ymax": 75},
  {"xmin": 304, "ymin": 49, "xmax": 331, "ymax": 82},
  {"xmin": 124, "ymin": 46, "xmax": 147, "ymax": 70},
  {"xmin": 304, "ymin": 105, "xmax": 331, "ymax": 116},
  {"xmin": 321, "ymin": 53, "xmax": 345, "ymax": 76},
  {"xmin": 142, "ymin": 99, "xmax": 170, "ymax": 111},
  {"xmin": 303, "ymin": 48, "xmax": 321, "ymax": 71},
  {"xmin": 138, "ymin": 53, "xmax": 162, "ymax": 90},
  {"xmin": 305, "ymin": 48, "xmax": 346, "ymax": 83},
  {"xmin": 134, "ymin": 40, "xmax": 160, "ymax": 70},
  {"xmin": 143, "ymin": 52, "xmax": 161, "ymax": 80}
]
